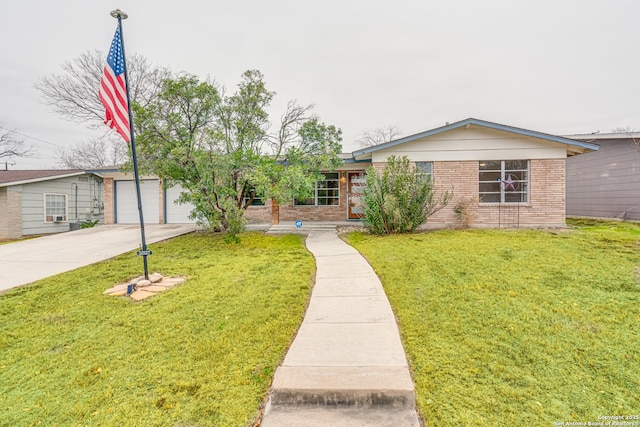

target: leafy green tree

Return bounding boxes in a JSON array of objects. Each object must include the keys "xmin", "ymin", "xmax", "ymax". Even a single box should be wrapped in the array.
[
  {"xmin": 362, "ymin": 155, "xmax": 452, "ymax": 234},
  {"xmin": 133, "ymin": 70, "xmax": 343, "ymax": 239}
]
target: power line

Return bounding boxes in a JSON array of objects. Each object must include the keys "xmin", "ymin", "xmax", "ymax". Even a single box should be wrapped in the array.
[{"xmin": 0, "ymin": 126, "xmax": 68, "ymax": 149}]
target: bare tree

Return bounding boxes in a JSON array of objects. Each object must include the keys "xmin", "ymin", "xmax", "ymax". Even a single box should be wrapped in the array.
[
  {"xmin": 35, "ymin": 50, "xmax": 172, "ymax": 168},
  {"xmin": 269, "ymin": 100, "xmax": 316, "ymax": 158},
  {"xmin": 356, "ymin": 125, "xmax": 401, "ymax": 148},
  {"xmin": 613, "ymin": 126, "xmax": 640, "ymax": 150},
  {"xmin": 613, "ymin": 126, "xmax": 634, "ymax": 133},
  {"xmin": 0, "ymin": 125, "xmax": 34, "ymax": 162},
  {"xmin": 34, "ymin": 50, "xmax": 172, "ymax": 129},
  {"xmin": 56, "ymin": 133, "xmax": 129, "ymax": 169}
]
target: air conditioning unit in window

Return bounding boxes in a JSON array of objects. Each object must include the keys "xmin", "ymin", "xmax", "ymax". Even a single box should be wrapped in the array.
[{"xmin": 53, "ymin": 216, "xmax": 64, "ymax": 223}]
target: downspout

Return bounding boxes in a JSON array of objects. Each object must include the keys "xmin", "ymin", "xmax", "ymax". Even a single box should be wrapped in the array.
[{"xmin": 72, "ymin": 183, "xmax": 78, "ymax": 222}]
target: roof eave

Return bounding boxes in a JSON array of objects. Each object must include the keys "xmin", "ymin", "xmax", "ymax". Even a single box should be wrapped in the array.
[
  {"xmin": 0, "ymin": 171, "xmax": 94, "ymax": 188},
  {"xmin": 350, "ymin": 118, "xmax": 600, "ymax": 157},
  {"xmin": 564, "ymin": 132, "xmax": 640, "ymax": 142}
]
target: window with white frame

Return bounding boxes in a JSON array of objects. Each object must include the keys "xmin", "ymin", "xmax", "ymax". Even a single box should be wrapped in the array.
[
  {"xmin": 294, "ymin": 172, "xmax": 340, "ymax": 206},
  {"xmin": 479, "ymin": 160, "xmax": 529, "ymax": 203},
  {"xmin": 415, "ymin": 161, "xmax": 433, "ymax": 181},
  {"xmin": 44, "ymin": 193, "xmax": 68, "ymax": 222}
]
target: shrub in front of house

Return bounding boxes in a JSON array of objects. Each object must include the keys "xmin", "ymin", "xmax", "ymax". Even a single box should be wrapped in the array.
[{"xmin": 362, "ymin": 155, "xmax": 451, "ymax": 234}]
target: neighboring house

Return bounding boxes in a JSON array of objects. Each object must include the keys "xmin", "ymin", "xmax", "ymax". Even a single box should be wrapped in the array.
[
  {"xmin": 101, "ymin": 118, "xmax": 598, "ymax": 228},
  {"xmin": 0, "ymin": 170, "xmax": 104, "ymax": 239},
  {"xmin": 565, "ymin": 132, "xmax": 640, "ymax": 220}
]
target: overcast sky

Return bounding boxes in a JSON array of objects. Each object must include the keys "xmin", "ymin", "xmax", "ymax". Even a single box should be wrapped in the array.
[{"xmin": 2, "ymin": 0, "xmax": 639, "ymax": 169}]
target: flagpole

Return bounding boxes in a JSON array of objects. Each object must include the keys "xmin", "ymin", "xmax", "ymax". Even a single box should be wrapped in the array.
[{"xmin": 110, "ymin": 9, "xmax": 150, "ymax": 281}]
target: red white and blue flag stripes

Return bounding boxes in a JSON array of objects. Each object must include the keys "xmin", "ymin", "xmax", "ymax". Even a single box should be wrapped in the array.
[{"xmin": 98, "ymin": 27, "xmax": 130, "ymax": 143}]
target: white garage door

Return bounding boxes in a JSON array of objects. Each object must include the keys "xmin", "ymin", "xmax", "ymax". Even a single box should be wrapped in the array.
[
  {"xmin": 115, "ymin": 180, "xmax": 159, "ymax": 224},
  {"xmin": 165, "ymin": 185, "xmax": 197, "ymax": 223}
]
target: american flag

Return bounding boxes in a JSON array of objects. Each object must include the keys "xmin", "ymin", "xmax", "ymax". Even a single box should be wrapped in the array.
[{"xmin": 98, "ymin": 27, "xmax": 130, "ymax": 143}]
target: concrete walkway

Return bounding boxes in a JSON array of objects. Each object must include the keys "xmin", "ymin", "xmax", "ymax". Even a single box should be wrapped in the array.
[
  {"xmin": 262, "ymin": 231, "xmax": 421, "ymax": 426},
  {"xmin": 0, "ymin": 224, "xmax": 197, "ymax": 292}
]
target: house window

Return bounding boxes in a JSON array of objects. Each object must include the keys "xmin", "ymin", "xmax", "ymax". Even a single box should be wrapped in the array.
[
  {"xmin": 243, "ymin": 188, "xmax": 265, "ymax": 206},
  {"xmin": 294, "ymin": 172, "xmax": 340, "ymax": 206},
  {"xmin": 415, "ymin": 162, "xmax": 433, "ymax": 181},
  {"xmin": 44, "ymin": 193, "xmax": 68, "ymax": 222},
  {"xmin": 479, "ymin": 160, "xmax": 529, "ymax": 203}
]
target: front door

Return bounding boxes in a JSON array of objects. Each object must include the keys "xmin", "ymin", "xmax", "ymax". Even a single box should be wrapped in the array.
[{"xmin": 347, "ymin": 171, "xmax": 366, "ymax": 219}]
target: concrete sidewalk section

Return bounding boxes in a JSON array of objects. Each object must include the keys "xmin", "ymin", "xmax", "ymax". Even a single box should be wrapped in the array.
[
  {"xmin": 0, "ymin": 224, "xmax": 197, "ymax": 292},
  {"xmin": 262, "ymin": 231, "xmax": 421, "ymax": 426}
]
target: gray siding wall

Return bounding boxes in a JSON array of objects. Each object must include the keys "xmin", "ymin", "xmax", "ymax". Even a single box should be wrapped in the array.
[
  {"xmin": 566, "ymin": 138, "xmax": 640, "ymax": 220},
  {"xmin": 20, "ymin": 175, "xmax": 104, "ymax": 236}
]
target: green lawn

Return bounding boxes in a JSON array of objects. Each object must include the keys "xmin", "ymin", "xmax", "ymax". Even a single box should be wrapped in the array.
[
  {"xmin": 4, "ymin": 221, "xmax": 639, "ymax": 426},
  {"xmin": 345, "ymin": 219, "xmax": 640, "ymax": 426},
  {"xmin": 0, "ymin": 232, "xmax": 314, "ymax": 427}
]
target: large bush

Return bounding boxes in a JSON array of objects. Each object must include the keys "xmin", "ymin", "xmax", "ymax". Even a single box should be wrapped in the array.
[{"xmin": 362, "ymin": 155, "xmax": 452, "ymax": 234}]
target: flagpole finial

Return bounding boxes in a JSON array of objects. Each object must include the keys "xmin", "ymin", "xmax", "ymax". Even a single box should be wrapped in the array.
[{"xmin": 110, "ymin": 9, "xmax": 128, "ymax": 19}]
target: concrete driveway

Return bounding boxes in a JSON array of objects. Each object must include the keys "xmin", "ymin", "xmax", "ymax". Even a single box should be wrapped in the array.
[{"xmin": 0, "ymin": 224, "xmax": 197, "ymax": 292}]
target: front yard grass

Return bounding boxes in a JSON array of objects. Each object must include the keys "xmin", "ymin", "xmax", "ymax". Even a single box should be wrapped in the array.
[
  {"xmin": 0, "ymin": 232, "xmax": 314, "ymax": 427},
  {"xmin": 345, "ymin": 219, "xmax": 640, "ymax": 426}
]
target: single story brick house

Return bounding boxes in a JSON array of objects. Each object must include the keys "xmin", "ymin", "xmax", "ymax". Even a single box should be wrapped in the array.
[
  {"xmin": 342, "ymin": 118, "xmax": 599, "ymax": 228},
  {"xmin": 565, "ymin": 132, "xmax": 640, "ymax": 220},
  {"xmin": 101, "ymin": 118, "xmax": 598, "ymax": 228},
  {"xmin": 0, "ymin": 170, "xmax": 104, "ymax": 239}
]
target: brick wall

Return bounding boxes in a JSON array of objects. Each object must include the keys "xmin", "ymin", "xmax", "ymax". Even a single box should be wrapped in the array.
[
  {"xmin": 0, "ymin": 187, "xmax": 23, "ymax": 239},
  {"xmin": 428, "ymin": 161, "xmax": 478, "ymax": 227},
  {"xmin": 103, "ymin": 178, "xmax": 114, "ymax": 224},
  {"xmin": 246, "ymin": 172, "xmax": 352, "ymax": 223},
  {"xmin": 0, "ymin": 187, "xmax": 8, "ymax": 238},
  {"xmin": 244, "ymin": 200, "xmax": 273, "ymax": 223},
  {"xmin": 278, "ymin": 173, "xmax": 348, "ymax": 221},
  {"xmin": 425, "ymin": 159, "xmax": 566, "ymax": 228}
]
